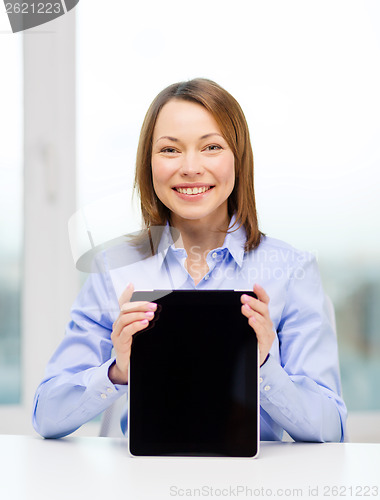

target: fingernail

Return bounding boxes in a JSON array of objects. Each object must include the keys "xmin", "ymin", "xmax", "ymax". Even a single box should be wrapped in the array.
[
  {"xmin": 148, "ymin": 303, "xmax": 157, "ymax": 310},
  {"xmin": 145, "ymin": 311, "xmax": 154, "ymax": 319},
  {"xmin": 140, "ymin": 319, "xmax": 148, "ymax": 325},
  {"xmin": 241, "ymin": 294, "xmax": 249, "ymax": 303}
]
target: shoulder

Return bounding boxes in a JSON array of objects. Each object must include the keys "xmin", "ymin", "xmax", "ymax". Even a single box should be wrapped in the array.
[
  {"xmin": 78, "ymin": 236, "xmax": 150, "ymax": 295},
  {"xmin": 247, "ymin": 235, "xmax": 316, "ymax": 269},
  {"xmin": 257, "ymin": 237, "xmax": 323, "ymax": 293},
  {"xmin": 82, "ymin": 233, "xmax": 153, "ymax": 274}
]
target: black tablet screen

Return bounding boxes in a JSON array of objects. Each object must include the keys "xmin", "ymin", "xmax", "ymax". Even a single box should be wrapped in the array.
[{"xmin": 129, "ymin": 290, "xmax": 258, "ymax": 457}]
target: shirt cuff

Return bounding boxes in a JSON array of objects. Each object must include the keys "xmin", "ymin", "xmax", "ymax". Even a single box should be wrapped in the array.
[
  {"xmin": 85, "ymin": 357, "xmax": 128, "ymax": 408},
  {"xmin": 259, "ymin": 354, "xmax": 288, "ymax": 401}
]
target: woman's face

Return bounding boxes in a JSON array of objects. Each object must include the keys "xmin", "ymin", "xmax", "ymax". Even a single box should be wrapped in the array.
[{"xmin": 151, "ymin": 99, "xmax": 235, "ymax": 227}]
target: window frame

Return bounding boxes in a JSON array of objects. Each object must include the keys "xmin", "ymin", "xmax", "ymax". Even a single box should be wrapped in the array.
[{"xmin": 0, "ymin": 11, "xmax": 78, "ymax": 434}]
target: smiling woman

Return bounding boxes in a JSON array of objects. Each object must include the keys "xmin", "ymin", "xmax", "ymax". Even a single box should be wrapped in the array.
[
  {"xmin": 147, "ymin": 90, "xmax": 238, "ymax": 288},
  {"xmin": 32, "ymin": 77, "xmax": 347, "ymax": 444},
  {"xmin": 135, "ymin": 79, "xmax": 262, "ymax": 253},
  {"xmin": 151, "ymin": 100, "xmax": 235, "ymax": 239}
]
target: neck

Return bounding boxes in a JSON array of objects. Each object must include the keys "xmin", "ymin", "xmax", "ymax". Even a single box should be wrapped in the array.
[{"xmin": 169, "ymin": 211, "xmax": 230, "ymax": 260}]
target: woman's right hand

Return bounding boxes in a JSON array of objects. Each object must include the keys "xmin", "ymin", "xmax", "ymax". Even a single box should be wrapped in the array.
[{"xmin": 108, "ymin": 283, "xmax": 157, "ymax": 385}]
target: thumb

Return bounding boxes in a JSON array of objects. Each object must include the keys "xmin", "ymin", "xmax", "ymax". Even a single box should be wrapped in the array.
[
  {"xmin": 253, "ymin": 283, "xmax": 270, "ymax": 305},
  {"xmin": 118, "ymin": 283, "xmax": 134, "ymax": 309}
]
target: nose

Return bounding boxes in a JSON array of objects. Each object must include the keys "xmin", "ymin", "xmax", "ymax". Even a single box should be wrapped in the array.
[{"xmin": 180, "ymin": 152, "xmax": 204, "ymax": 176}]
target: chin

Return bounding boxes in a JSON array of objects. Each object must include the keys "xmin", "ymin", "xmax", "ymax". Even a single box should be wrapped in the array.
[
  {"xmin": 171, "ymin": 206, "xmax": 226, "ymax": 224},
  {"xmin": 173, "ymin": 212, "xmax": 208, "ymax": 222}
]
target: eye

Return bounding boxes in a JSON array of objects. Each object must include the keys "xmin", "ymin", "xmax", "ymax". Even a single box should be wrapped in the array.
[
  {"xmin": 160, "ymin": 147, "xmax": 179, "ymax": 154},
  {"xmin": 203, "ymin": 144, "xmax": 222, "ymax": 152}
]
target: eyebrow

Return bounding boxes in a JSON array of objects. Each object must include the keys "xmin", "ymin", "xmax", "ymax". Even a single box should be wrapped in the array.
[{"xmin": 155, "ymin": 133, "xmax": 224, "ymax": 144}]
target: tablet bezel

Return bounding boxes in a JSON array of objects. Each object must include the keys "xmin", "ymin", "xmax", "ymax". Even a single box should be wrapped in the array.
[{"xmin": 128, "ymin": 289, "xmax": 260, "ymax": 459}]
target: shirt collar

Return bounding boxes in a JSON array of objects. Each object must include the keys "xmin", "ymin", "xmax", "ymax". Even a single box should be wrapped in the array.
[
  {"xmin": 155, "ymin": 224, "xmax": 175, "ymax": 268},
  {"xmin": 156, "ymin": 213, "xmax": 247, "ymax": 269},
  {"xmin": 222, "ymin": 213, "xmax": 247, "ymax": 267}
]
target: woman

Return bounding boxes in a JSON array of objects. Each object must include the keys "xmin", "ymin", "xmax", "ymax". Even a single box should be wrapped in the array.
[{"xmin": 33, "ymin": 78, "xmax": 347, "ymax": 441}]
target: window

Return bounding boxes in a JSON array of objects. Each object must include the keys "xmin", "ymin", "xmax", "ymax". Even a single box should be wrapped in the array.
[
  {"xmin": 0, "ymin": 36, "xmax": 22, "ymax": 404},
  {"xmin": 0, "ymin": 11, "xmax": 77, "ymax": 434},
  {"xmin": 77, "ymin": 0, "xmax": 380, "ymax": 412}
]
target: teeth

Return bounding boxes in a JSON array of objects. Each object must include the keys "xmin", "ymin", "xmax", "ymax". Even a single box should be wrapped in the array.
[{"xmin": 176, "ymin": 186, "xmax": 211, "ymax": 195}]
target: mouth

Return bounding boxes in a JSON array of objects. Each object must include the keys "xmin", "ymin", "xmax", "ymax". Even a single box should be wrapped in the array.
[{"xmin": 172, "ymin": 185, "xmax": 214, "ymax": 195}]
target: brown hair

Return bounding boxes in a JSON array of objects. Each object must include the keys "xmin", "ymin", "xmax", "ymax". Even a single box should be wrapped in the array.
[{"xmin": 133, "ymin": 78, "xmax": 264, "ymax": 251}]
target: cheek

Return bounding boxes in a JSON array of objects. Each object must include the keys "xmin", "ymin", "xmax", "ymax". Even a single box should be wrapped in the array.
[
  {"xmin": 151, "ymin": 158, "xmax": 171, "ymax": 191},
  {"xmin": 220, "ymin": 155, "xmax": 235, "ymax": 190}
]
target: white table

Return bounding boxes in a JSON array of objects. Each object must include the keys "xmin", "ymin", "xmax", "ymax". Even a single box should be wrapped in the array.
[{"xmin": 0, "ymin": 435, "xmax": 379, "ymax": 500}]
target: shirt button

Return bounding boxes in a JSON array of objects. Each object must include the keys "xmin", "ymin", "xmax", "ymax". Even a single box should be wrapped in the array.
[
  {"xmin": 107, "ymin": 388, "xmax": 113, "ymax": 394},
  {"xmin": 204, "ymin": 275, "xmax": 210, "ymax": 281},
  {"xmin": 100, "ymin": 393, "xmax": 107, "ymax": 399},
  {"xmin": 264, "ymin": 385, "xmax": 271, "ymax": 392},
  {"xmin": 259, "ymin": 377, "xmax": 263, "ymax": 383},
  {"xmin": 212, "ymin": 252, "xmax": 217, "ymax": 259}
]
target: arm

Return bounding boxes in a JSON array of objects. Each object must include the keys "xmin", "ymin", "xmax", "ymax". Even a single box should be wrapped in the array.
[
  {"xmin": 242, "ymin": 255, "xmax": 347, "ymax": 442},
  {"xmin": 32, "ymin": 270, "xmax": 158, "ymax": 438},
  {"xmin": 32, "ymin": 270, "xmax": 127, "ymax": 438}
]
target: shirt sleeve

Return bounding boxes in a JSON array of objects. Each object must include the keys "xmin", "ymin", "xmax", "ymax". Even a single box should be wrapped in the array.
[
  {"xmin": 32, "ymin": 266, "xmax": 128, "ymax": 439},
  {"xmin": 259, "ymin": 253, "xmax": 347, "ymax": 442}
]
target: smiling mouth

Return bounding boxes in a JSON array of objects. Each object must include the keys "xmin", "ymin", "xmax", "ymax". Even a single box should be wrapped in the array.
[{"xmin": 173, "ymin": 186, "xmax": 214, "ymax": 195}]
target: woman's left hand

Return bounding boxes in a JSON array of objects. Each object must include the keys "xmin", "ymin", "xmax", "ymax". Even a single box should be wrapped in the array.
[{"xmin": 241, "ymin": 284, "xmax": 276, "ymax": 367}]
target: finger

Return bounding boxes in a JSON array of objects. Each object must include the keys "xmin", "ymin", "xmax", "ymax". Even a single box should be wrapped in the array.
[
  {"xmin": 242, "ymin": 305, "xmax": 272, "ymax": 335},
  {"xmin": 113, "ymin": 311, "xmax": 155, "ymax": 335},
  {"xmin": 241, "ymin": 303, "xmax": 255, "ymax": 319},
  {"xmin": 241, "ymin": 295, "xmax": 267, "ymax": 316},
  {"xmin": 248, "ymin": 315, "xmax": 257, "ymax": 329},
  {"xmin": 119, "ymin": 318, "xmax": 150, "ymax": 342},
  {"xmin": 118, "ymin": 283, "xmax": 135, "ymax": 309},
  {"xmin": 242, "ymin": 305, "xmax": 264, "ymax": 324},
  {"xmin": 120, "ymin": 301, "xmax": 157, "ymax": 314},
  {"xmin": 248, "ymin": 312, "xmax": 266, "ymax": 327},
  {"xmin": 253, "ymin": 283, "xmax": 270, "ymax": 305},
  {"xmin": 112, "ymin": 317, "xmax": 149, "ymax": 347}
]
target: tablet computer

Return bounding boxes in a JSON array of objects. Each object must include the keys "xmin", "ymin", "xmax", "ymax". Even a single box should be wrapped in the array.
[{"xmin": 128, "ymin": 290, "xmax": 259, "ymax": 458}]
